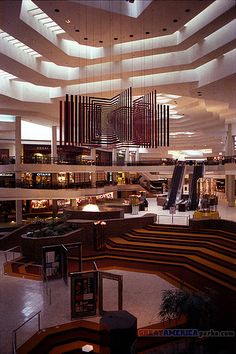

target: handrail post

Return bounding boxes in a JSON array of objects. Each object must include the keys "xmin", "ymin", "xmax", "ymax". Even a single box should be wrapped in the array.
[
  {"xmin": 49, "ymin": 287, "xmax": 52, "ymax": 305},
  {"xmin": 12, "ymin": 330, "xmax": 16, "ymax": 354},
  {"xmin": 12, "ymin": 310, "xmax": 41, "ymax": 352},
  {"xmin": 38, "ymin": 312, "xmax": 41, "ymax": 331}
]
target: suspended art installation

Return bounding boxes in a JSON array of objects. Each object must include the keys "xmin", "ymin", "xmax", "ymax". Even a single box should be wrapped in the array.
[{"xmin": 59, "ymin": 88, "xmax": 169, "ymax": 148}]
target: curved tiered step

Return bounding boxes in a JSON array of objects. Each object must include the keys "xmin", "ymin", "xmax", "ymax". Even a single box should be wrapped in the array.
[{"xmin": 105, "ymin": 224, "xmax": 236, "ymax": 293}]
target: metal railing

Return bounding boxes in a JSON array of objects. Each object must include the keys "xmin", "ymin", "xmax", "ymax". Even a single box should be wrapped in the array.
[
  {"xmin": 42, "ymin": 270, "xmax": 52, "ymax": 305},
  {"xmin": 1, "ymin": 155, "xmax": 235, "ymax": 166},
  {"xmin": 0, "ymin": 180, "xmax": 116, "ymax": 189},
  {"xmin": 12, "ymin": 310, "xmax": 41, "ymax": 354},
  {"xmin": 156, "ymin": 214, "xmax": 190, "ymax": 226},
  {"xmin": 4, "ymin": 246, "xmax": 21, "ymax": 263}
]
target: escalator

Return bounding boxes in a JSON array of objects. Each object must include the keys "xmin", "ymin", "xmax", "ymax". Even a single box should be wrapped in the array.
[
  {"xmin": 164, "ymin": 164, "xmax": 185, "ymax": 209},
  {"xmin": 188, "ymin": 164, "xmax": 204, "ymax": 210}
]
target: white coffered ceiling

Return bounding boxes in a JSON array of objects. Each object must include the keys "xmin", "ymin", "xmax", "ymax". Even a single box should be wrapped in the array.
[{"xmin": 0, "ymin": 0, "xmax": 235, "ymax": 154}]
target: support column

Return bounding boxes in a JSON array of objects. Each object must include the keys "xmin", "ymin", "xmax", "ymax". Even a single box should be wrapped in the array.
[
  {"xmin": 52, "ymin": 199, "xmax": 58, "ymax": 217},
  {"xmin": 135, "ymin": 149, "xmax": 139, "ymax": 163},
  {"xmin": 225, "ymin": 175, "xmax": 235, "ymax": 207},
  {"xmin": 70, "ymin": 199, "xmax": 77, "ymax": 208},
  {"xmin": 51, "ymin": 126, "xmax": 58, "ymax": 164},
  {"xmin": 16, "ymin": 200, "xmax": 22, "ymax": 225},
  {"xmin": 225, "ymin": 124, "xmax": 235, "ymax": 207},
  {"xmin": 51, "ymin": 127, "xmax": 58, "ymax": 200},
  {"xmin": 15, "ymin": 116, "xmax": 22, "ymax": 190},
  {"xmin": 125, "ymin": 149, "xmax": 129, "ymax": 165},
  {"xmin": 91, "ymin": 148, "xmax": 96, "ymax": 164},
  {"xmin": 90, "ymin": 173, "xmax": 97, "ymax": 188},
  {"xmin": 15, "ymin": 116, "xmax": 22, "ymax": 165},
  {"xmin": 225, "ymin": 124, "xmax": 234, "ymax": 157},
  {"xmin": 112, "ymin": 149, "xmax": 117, "ymax": 165}
]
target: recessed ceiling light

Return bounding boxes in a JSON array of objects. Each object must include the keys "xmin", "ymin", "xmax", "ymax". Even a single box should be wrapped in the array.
[
  {"xmin": 54, "ymin": 9, "xmax": 60, "ymax": 13},
  {"xmin": 65, "ymin": 19, "xmax": 71, "ymax": 24},
  {"xmin": 166, "ymin": 94, "xmax": 181, "ymax": 99},
  {"xmin": 162, "ymin": 28, "xmax": 167, "ymax": 31},
  {"xmin": 170, "ymin": 114, "xmax": 184, "ymax": 119}
]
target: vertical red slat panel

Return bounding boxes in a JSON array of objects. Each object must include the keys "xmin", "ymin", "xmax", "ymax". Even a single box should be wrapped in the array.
[
  {"xmin": 59, "ymin": 101, "xmax": 62, "ymax": 146},
  {"xmin": 70, "ymin": 95, "xmax": 74, "ymax": 145},
  {"xmin": 75, "ymin": 95, "xmax": 78, "ymax": 146},
  {"xmin": 167, "ymin": 105, "xmax": 169, "ymax": 146},
  {"xmin": 163, "ymin": 104, "xmax": 166, "ymax": 146}
]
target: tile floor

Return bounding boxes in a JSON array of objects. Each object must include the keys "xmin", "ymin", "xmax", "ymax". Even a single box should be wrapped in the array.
[
  {"xmin": 0, "ymin": 253, "xmax": 175, "ymax": 354},
  {"xmin": 125, "ymin": 192, "xmax": 236, "ymax": 224},
  {"xmin": 0, "ymin": 193, "xmax": 235, "ymax": 354}
]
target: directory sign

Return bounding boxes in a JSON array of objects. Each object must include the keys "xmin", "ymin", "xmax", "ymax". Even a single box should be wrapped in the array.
[
  {"xmin": 42, "ymin": 245, "xmax": 62, "ymax": 280},
  {"xmin": 71, "ymin": 271, "xmax": 98, "ymax": 318}
]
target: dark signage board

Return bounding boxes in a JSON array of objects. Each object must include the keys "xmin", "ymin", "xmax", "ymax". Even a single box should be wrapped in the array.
[
  {"xmin": 42, "ymin": 245, "xmax": 62, "ymax": 280},
  {"xmin": 71, "ymin": 271, "xmax": 98, "ymax": 319}
]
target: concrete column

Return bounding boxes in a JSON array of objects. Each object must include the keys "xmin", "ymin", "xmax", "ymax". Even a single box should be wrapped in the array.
[
  {"xmin": 225, "ymin": 124, "xmax": 234, "ymax": 156},
  {"xmin": 112, "ymin": 149, "xmax": 117, "ymax": 164},
  {"xmin": 225, "ymin": 124, "xmax": 235, "ymax": 207},
  {"xmin": 51, "ymin": 173, "xmax": 57, "ymax": 188},
  {"xmin": 91, "ymin": 148, "xmax": 96, "ymax": 162},
  {"xmin": 52, "ymin": 199, "xmax": 58, "ymax": 217},
  {"xmin": 70, "ymin": 199, "xmax": 77, "ymax": 208},
  {"xmin": 225, "ymin": 175, "xmax": 235, "ymax": 207},
  {"xmin": 15, "ymin": 116, "xmax": 22, "ymax": 166},
  {"xmin": 51, "ymin": 126, "xmax": 58, "ymax": 164},
  {"xmin": 16, "ymin": 200, "xmax": 22, "ymax": 225},
  {"xmin": 90, "ymin": 172, "xmax": 97, "ymax": 188},
  {"xmin": 15, "ymin": 116, "xmax": 22, "ymax": 186},
  {"xmin": 125, "ymin": 149, "xmax": 129, "ymax": 165}
]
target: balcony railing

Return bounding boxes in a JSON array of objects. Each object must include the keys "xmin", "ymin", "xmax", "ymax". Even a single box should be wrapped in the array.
[
  {"xmin": 0, "ymin": 180, "xmax": 116, "ymax": 189},
  {"xmin": 0, "ymin": 155, "xmax": 235, "ymax": 166}
]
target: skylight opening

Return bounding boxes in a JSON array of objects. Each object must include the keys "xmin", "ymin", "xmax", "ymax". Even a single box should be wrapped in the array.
[
  {"xmin": 0, "ymin": 69, "xmax": 17, "ymax": 80},
  {"xmin": 0, "ymin": 115, "xmax": 16, "ymax": 122},
  {"xmin": 22, "ymin": 0, "xmax": 66, "ymax": 37},
  {"xmin": 170, "ymin": 132, "xmax": 194, "ymax": 136},
  {"xmin": 0, "ymin": 28, "xmax": 42, "ymax": 58},
  {"xmin": 34, "ymin": 13, "xmax": 48, "ymax": 20},
  {"xmin": 40, "ymin": 18, "xmax": 54, "ymax": 24},
  {"xmin": 170, "ymin": 114, "xmax": 184, "ymax": 119},
  {"xmin": 6, "ymin": 36, "xmax": 15, "ymax": 41}
]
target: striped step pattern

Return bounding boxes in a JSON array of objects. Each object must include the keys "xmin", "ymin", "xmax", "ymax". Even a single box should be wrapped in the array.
[{"xmin": 106, "ymin": 224, "xmax": 236, "ymax": 293}]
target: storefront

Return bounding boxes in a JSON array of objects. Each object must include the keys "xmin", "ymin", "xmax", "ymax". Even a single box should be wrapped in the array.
[
  {"xmin": 96, "ymin": 150, "xmax": 112, "ymax": 165},
  {"xmin": 57, "ymin": 146, "xmax": 91, "ymax": 164},
  {"xmin": 23, "ymin": 144, "xmax": 51, "ymax": 163},
  {"xmin": 58, "ymin": 173, "xmax": 74, "ymax": 187},
  {"xmin": 0, "ymin": 173, "xmax": 15, "ymax": 187},
  {"xmin": 0, "ymin": 149, "xmax": 9, "ymax": 162},
  {"xmin": 30, "ymin": 199, "xmax": 52, "ymax": 213}
]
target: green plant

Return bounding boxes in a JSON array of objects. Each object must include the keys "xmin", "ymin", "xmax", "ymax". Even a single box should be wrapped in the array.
[{"xmin": 159, "ymin": 288, "xmax": 217, "ymax": 329}]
